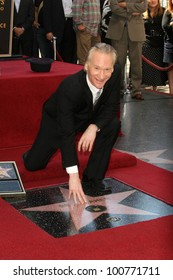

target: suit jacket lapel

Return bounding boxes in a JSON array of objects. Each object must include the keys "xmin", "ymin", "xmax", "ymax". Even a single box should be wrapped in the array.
[{"xmin": 82, "ymin": 73, "xmax": 93, "ymax": 106}]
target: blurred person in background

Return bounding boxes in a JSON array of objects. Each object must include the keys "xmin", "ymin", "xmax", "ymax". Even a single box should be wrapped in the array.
[
  {"xmin": 162, "ymin": 0, "xmax": 173, "ymax": 93},
  {"xmin": 106, "ymin": 0, "xmax": 148, "ymax": 100},
  {"xmin": 72, "ymin": 0, "xmax": 101, "ymax": 65},
  {"xmin": 100, "ymin": 0, "xmax": 112, "ymax": 44},
  {"xmin": 33, "ymin": 0, "xmax": 51, "ymax": 58},
  {"xmin": 142, "ymin": 0, "xmax": 167, "ymax": 91},
  {"xmin": 43, "ymin": 0, "xmax": 76, "ymax": 63},
  {"xmin": 12, "ymin": 0, "xmax": 35, "ymax": 57}
]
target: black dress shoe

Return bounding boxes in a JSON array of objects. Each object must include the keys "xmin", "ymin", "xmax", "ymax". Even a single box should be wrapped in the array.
[
  {"xmin": 82, "ymin": 179, "xmax": 91, "ymax": 188},
  {"xmin": 92, "ymin": 179, "xmax": 112, "ymax": 193},
  {"xmin": 132, "ymin": 93, "xmax": 144, "ymax": 100},
  {"xmin": 82, "ymin": 177, "xmax": 112, "ymax": 194}
]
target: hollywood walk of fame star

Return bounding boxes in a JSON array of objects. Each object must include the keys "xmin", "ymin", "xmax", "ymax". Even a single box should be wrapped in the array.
[
  {"xmin": 22, "ymin": 187, "xmax": 158, "ymax": 231},
  {"xmin": 0, "ymin": 167, "xmax": 12, "ymax": 179},
  {"xmin": 122, "ymin": 149, "xmax": 173, "ymax": 165}
]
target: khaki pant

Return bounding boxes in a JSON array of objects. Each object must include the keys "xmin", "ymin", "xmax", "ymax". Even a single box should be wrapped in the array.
[
  {"xmin": 76, "ymin": 29, "xmax": 101, "ymax": 65},
  {"xmin": 111, "ymin": 27, "xmax": 143, "ymax": 95}
]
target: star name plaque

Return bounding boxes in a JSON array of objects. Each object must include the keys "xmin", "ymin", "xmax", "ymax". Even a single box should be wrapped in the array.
[{"xmin": 0, "ymin": 161, "xmax": 25, "ymax": 198}]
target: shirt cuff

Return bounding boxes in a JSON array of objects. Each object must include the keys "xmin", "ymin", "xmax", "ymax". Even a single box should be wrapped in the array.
[{"xmin": 66, "ymin": 165, "xmax": 79, "ymax": 174}]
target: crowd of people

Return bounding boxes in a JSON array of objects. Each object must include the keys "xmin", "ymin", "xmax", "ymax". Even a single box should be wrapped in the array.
[{"xmin": 12, "ymin": 0, "xmax": 173, "ymax": 95}]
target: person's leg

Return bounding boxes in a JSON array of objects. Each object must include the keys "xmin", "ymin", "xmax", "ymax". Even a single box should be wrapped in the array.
[
  {"xmin": 32, "ymin": 27, "xmax": 39, "ymax": 57},
  {"xmin": 111, "ymin": 29, "xmax": 128, "ymax": 94},
  {"xmin": 60, "ymin": 18, "xmax": 77, "ymax": 63},
  {"xmin": 23, "ymin": 113, "xmax": 59, "ymax": 171},
  {"xmin": 12, "ymin": 36, "xmax": 20, "ymax": 55},
  {"xmin": 129, "ymin": 40, "xmax": 143, "ymax": 97},
  {"xmin": 76, "ymin": 29, "xmax": 92, "ymax": 65},
  {"xmin": 23, "ymin": 135, "xmax": 58, "ymax": 171},
  {"xmin": 168, "ymin": 68, "xmax": 173, "ymax": 94},
  {"xmin": 83, "ymin": 118, "xmax": 121, "ymax": 180},
  {"xmin": 91, "ymin": 33, "xmax": 101, "ymax": 47},
  {"xmin": 37, "ymin": 27, "xmax": 52, "ymax": 58},
  {"xmin": 21, "ymin": 38, "xmax": 34, "ymax": 57}
]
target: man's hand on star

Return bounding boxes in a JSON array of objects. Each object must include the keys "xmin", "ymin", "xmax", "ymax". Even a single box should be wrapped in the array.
[{"xmin": 68, "ymin": 173, "xmax": 87, "ymax": 204}]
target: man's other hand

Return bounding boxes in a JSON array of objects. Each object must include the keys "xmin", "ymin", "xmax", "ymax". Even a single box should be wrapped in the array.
[{"xmin": 78, "ymin": 124, "xmax": 98, "ymax": 152}]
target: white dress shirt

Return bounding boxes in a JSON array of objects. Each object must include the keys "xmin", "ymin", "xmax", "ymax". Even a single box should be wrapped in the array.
[
  {"xmin": 62, "ymin": 0, "xmax": 73, "ymax": 17},
  {"xmin": 86, "ymin": 75, "xmax": 103, "ymax": 105},
  {"xmin": 14, "ymin": 0, "xmax": 21, "ymax": 13}
]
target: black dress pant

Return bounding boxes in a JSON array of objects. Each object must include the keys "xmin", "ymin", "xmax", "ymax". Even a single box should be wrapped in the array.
[
  {"xmin": 48, "ymin": 18, "xmax": 77, "ymax": 63},
  {"xmin": 83, "ymin": 117, "xmax": 120, "ymax": 180},
  {"xmin": 12, "ymin": 36, "xmax": 34, "ymax": 57},
  {"xmin": 23, "ymin": 112, "xmax": 120, "ymax": 180}
]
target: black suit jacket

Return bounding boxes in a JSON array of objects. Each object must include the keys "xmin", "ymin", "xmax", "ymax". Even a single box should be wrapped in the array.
[
  {"xmin": 43, "ymin": 0, "xmax": 66, "ymax": 44},
  {"xmin": 13, "ymin": 0, "xmax": 35, "ymax": 40},
  {"xmin": 43, "ymin": 64, "xmax": 121, "ymax": 168}
]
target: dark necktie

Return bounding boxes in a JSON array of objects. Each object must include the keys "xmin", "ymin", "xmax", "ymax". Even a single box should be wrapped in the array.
[{"xmin": 94, "ymin": 89, "xmax": 102, "ymax": 106}]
